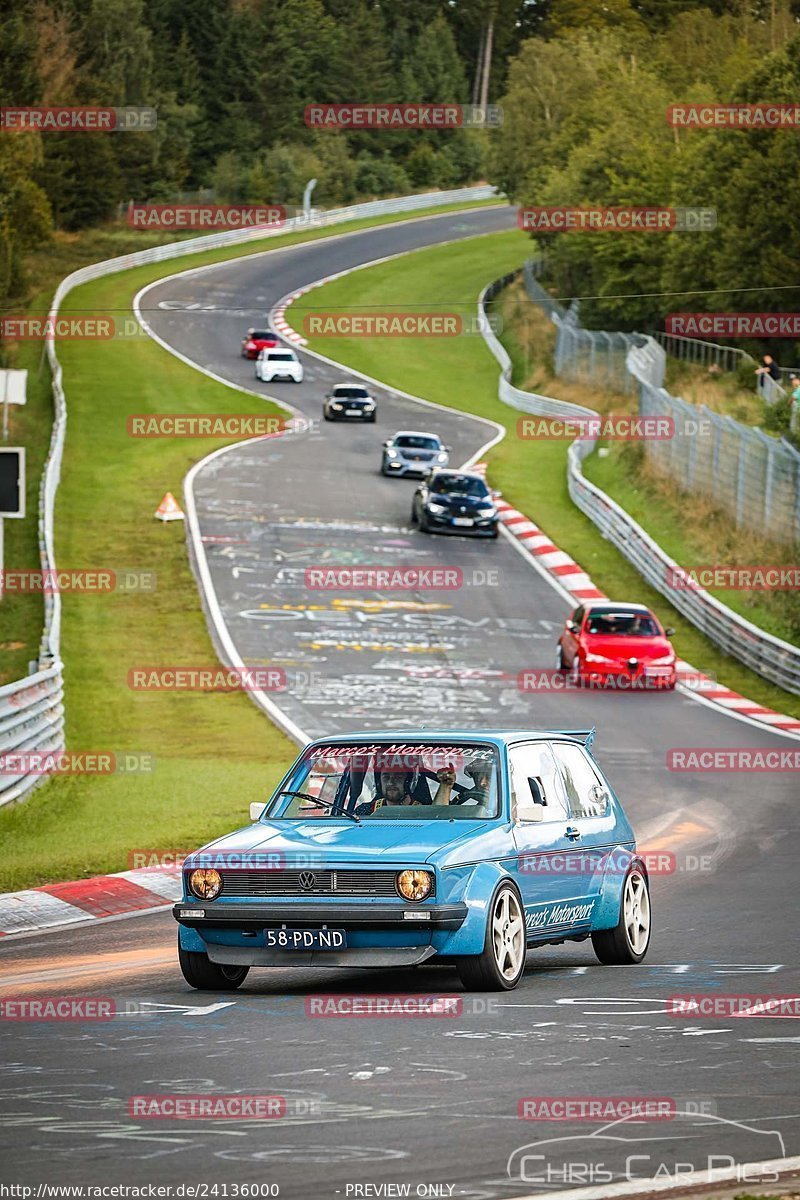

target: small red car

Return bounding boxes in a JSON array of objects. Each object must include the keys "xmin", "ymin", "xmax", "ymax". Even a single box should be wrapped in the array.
[
  {"xmin": 556, "ymin": 601, "xmax": 677, "ymax": 690},
  {"xmin": 241, "ymin": 328, "xmax": 279, "ymax": 359}
]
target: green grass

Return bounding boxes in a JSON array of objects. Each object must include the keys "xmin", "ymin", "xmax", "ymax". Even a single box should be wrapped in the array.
[
  {"xmin": 0, "ymin": 197, "xmax": 505, "ymax": 892},
  {"xmin": 299, "ymin": 232, "xmax": 800, "ymax": 720},
  {"xmin": 0, "ymin": 196, "xmax": 501, "ymax": 684}
]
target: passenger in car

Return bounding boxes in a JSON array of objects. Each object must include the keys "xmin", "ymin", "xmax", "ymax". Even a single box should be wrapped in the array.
[{"xmin": 432, "ymin": 761, "xmax": 491, "ymax": 806}]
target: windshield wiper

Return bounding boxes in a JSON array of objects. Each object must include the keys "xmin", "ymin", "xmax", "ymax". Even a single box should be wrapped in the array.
[{"xmin": 276, "ymin": 790, "xmax": 361, "ymax": 824}]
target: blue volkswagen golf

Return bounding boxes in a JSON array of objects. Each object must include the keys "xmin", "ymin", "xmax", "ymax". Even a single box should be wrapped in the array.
[{"xmin": 174, "ymin": 730, "xmax": 651, "ymax": 991}]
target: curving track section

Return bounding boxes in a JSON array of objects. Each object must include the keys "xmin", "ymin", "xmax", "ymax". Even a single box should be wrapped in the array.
[{"xmin": 1, "ymin": 206, "xmax": 798, "ymax": 1197}]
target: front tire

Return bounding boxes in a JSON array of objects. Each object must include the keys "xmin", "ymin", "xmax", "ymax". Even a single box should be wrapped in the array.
[
  {"xmin": 178, "ymin": 938, "xmax": 250, "ymax": 990},
  {"xmin": 456, "ymin": 882, "xmax": 526, "ymax": 991},
  {"xmin": 591, "ymin": 866, "xmax": 651, "ymax": 965}
]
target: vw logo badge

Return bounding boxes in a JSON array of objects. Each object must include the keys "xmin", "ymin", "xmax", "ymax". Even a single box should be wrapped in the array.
[{"xmin": 299, "ymin": 871, "xmax": 316, "ymax": 891}]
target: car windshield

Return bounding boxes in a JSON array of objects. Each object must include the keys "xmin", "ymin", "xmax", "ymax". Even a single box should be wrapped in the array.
[
  {"xmin": 251, "ymin": 331, "xmax": 272, "ymax": 340},
  {"xmin": 334, "ymin": 387, "xmax": 370, "ymax": 399},
  {"xmin": 266, "ymin": 742, "xmax": 500, "ymax": 820},
  {"xmin": 433, "ymin": 475, "xmax": 488, "ymax": 498},
  {"xmin": 395, "ymin": 436, "xmax": 440, "ymax": 450},
  {"xmin": 586, "ymin": 610, "xmax": 659, "ymax": 636}
]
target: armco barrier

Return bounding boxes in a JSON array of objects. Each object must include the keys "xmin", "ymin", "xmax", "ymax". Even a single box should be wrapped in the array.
[
  {"xmin": 479, "ymin": 272, "xmax": 800, "ymax": 696},
  {"xmin": 1, "ymin": 185, "xmax": 498, "ymax": 808}
]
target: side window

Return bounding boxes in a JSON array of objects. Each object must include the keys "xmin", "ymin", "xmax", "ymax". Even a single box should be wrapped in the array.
[
  {"xmin": 508, "ymin": 743, "xmax": 569, "ymax": 822},
  {"xmin": 552, "ymin": 743, "xmax": 609, "ymax": 819},
  {"xmin": 570, "ymin": 606, "xmax": 584, "ymax": 628}
]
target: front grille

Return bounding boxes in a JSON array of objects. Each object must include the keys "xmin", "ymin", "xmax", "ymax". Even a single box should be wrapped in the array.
[{"xmin": 219, "ymin": 869, "xmax": 406, "ymax": 898}]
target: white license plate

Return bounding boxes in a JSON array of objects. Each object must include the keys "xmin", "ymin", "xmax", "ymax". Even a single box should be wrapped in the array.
[
  {"xmin": 346, "ymin": 409, "xmax": 361, "ymax": 416},
  {"xmin": 452, "ymin": 517, "xmax": 474, "ymax": 526},
  {"xmin": 265, "ymin": 928, "xmax": 346, "ymax": 950}
]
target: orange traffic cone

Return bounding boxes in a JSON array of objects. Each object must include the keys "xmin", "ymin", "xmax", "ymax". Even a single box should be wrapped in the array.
[{"xmin": 155, "ymin": 492, "xmax": 184, "ymax": 522}]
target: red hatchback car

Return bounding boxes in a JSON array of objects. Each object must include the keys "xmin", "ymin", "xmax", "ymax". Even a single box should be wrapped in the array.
[
  {"xmin": 241, "ymin": 328, "xmax": 279, "ymax": 359},
  {"xmin": 556, "ymin": 601, "xmax": 677, "ymax": 689}
]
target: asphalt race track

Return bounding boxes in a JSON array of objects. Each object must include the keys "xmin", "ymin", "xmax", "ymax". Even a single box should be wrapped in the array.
[{"xmin": 1, "ymin": 207, "xmax": 798, "ymax": 1197}]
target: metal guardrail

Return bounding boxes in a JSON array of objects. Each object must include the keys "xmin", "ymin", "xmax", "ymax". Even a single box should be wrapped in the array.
[
  {"xmin": 1, "ymin": 185, "xmax": 499, "ymax": 809},
  {"xmin": 479, "ymin": 270, "xmax": 800, "ymax": 696},
  {"xmin": 0, "ymin": 665, "xmax": 65, "ymax": 806}
]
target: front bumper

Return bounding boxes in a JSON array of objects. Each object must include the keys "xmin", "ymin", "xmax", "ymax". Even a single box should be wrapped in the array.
[
  {"xmin": 173, "ymin": 901, "xmax": 468, "ymax": 931},
  {"xmin": 582, "ymin": 662, "xmax": 676, "ymax": 689},
  {"xmin": 328, "ymin": 407, "xmax": 375, "ymax": 420},
  {"xmin": 205, "ymin": 943, "xmax": 438, "ymax": 969},
  {"xmin": 425, "ymin": 510, "xmax": 498, "ymax": 536},
  {"xmin": 383, "ymin": 458, "xmax": 437, "ymax": 476}
]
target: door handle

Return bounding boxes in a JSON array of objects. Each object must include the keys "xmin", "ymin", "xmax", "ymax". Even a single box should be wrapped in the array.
[{"xmin": 565, "ymin": 825, "xmax": 581, "ymax": 840}]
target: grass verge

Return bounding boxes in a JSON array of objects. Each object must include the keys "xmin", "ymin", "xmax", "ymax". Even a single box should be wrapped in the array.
[
  {"xmin": 298, "ymin": 234, "xmax": 800, "ymax": 720},
  {"xmin": 0, "ymin": 197, "xmax": 504, "ymax": 892}
]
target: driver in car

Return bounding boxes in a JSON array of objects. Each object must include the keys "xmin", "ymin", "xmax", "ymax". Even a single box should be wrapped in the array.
[{"xmin": 354, "ymin": 767, "xmax": 428, "ymax": 816}]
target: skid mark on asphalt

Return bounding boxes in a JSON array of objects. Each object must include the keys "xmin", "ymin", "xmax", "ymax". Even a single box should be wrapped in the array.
[{"xmin": 0, "ymin": 945, "xmax": 175, "ymax": 992}]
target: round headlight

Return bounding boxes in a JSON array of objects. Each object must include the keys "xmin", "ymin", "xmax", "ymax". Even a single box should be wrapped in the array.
[
  {"xmin": 396, "ymin": 869, "xmax": 433, "ymax": 902},
  {"xmin": 189, "ymin": 868, "xmax": 222, "ymax": 900}
]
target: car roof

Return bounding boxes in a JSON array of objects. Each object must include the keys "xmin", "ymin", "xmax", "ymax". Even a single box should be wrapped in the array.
[
  {"xmin": 390, "ymin": 430, "xmax": 441, "ymax": 440},
  {"xmin": 333, "ymin": 380, "xmax": 371, "ymax": 389},
  {"xmin": 430, "ymin": 468, "xmax": 483, "ymax": 480},
  {"xmin": 581, "ymin": 601, "xmax": 653, "ymax": 613},
  {"xmin": 307, "ymin": 729, "xmax": 594, "ymax": 750}
]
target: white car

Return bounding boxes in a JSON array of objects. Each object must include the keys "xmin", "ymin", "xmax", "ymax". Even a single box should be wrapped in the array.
[{"xmin": 255, "ymin": 347, "xmax": 303, "ymax": 383}]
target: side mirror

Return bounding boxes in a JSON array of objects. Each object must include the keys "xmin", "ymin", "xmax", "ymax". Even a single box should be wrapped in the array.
[
  {"xmin": 250, "ymin": 802, "xmax": 265, "ymax": 822},
  {"xmin": 491, "ymin": 489, "xmax": 502, "ymax": 499},
  {"xmin": 517, "ymin": 777, "xmax": 546, "ymax": 822},
  {"xmin": 382, "ymin": 440, "xmax": 391, "ymax": 448},
  {"xmin": 664, "ymin": 627, "xmax": 675, "ymax": 637},
  {"xmin": 443, "ymin": 445, "xmax": 452, "ymax": 452},
  {"xmin": 567, "ymin": 621, "xmax": 579, "ymax": 634}
]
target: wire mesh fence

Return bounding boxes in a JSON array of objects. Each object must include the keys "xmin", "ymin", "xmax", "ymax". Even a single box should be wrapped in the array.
[{"xmin": 521, "ymin": 262, "xmax": 800, "ymax": 545}]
